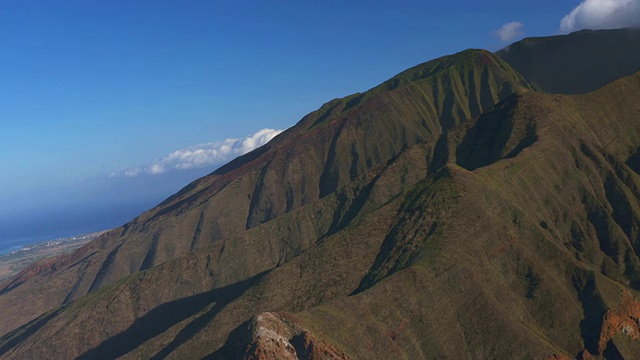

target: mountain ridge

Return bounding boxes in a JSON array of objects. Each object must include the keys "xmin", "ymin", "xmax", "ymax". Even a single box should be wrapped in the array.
[
  {"xmin": 2, "ymin": 29, "xmax": 640, "ymax": 359},
  {"xmin": 497, "ymin": 27, "xmax": 640, "ymax": 94},
  {"xmin": 0, "ymin": 48, "xmax": 530, "ymax": 341}
]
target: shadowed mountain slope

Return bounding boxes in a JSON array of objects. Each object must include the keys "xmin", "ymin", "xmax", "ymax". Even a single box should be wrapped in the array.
[
  {"xmin": 497, "ymin": 27, "xmax": 640, "ymax": 94},
  {"xmin": 3, "ymin": 30, "xmax": 640, "ymax": 359},
  {"xmin": 0, "ymin": 49, "xmax": 529, "ymax": 339}
]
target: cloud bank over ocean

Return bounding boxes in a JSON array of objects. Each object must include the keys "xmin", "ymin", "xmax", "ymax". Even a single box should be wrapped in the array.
[{"xmin": 111, "ymin": 128, "xmax": 283, "ymax": 178}]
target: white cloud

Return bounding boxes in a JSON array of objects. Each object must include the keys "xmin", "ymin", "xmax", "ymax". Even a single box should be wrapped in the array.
[
  {"xmin": 123, "ymin": 168, "xmax": 142, "ymax": 177},
  {"xmin": 493, "ymin": 21, "xmax": 525, "ymax": 42},
  {"xmin": 560, "ymin": 0, "xmax": 640, "ymax": 32},
  {"xmin": 111, "ymin": 128, "xmax": 283, "ymax": 178}
]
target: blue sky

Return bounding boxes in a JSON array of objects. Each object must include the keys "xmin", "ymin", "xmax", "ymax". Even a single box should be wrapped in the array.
[{"xmin": 1, "ymin": 0, "xmax": 638, "ymax": 248}]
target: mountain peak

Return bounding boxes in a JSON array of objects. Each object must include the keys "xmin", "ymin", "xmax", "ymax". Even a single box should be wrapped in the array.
[{"xmin": 3, "ymin": 29, "xmax": 640, "ymax": 359}]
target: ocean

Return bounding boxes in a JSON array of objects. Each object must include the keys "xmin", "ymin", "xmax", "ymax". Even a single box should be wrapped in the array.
[
  {"xmin": 0, "ymin": 200, "xmax": 156, "ymax": 255},
  {"xmin": 0, "ymin": 166, "xmax": 210, "ymax": 255}
]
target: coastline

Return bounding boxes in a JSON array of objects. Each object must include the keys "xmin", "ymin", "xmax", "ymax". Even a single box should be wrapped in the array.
[{"xmin": 0, "ymin": 230, "xmax": 107, "ymax": 285}]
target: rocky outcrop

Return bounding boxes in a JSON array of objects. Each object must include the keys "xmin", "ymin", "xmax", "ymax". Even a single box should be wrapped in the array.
[
  {"xmin": 547, "ymin": 290, "xmax": 640, "ymax": 360},
  {"xmin": 218, "ymin": 312, "xmax": 349, "ymax": 360},
  {"xmin": 597, "ymin": 291, "xmax": 640, "ymax": 354}
]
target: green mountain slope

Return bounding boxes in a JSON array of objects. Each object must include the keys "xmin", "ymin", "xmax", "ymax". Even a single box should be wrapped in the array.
[
  {"xmin": 2, "ymin": 29, "xmax": 640, "ymax": 360},
  {"xmin": 0, "ymin": 49, "xmax": 529, "ymax": 340},
  {"xmin": 497, "ymin": 27, "xmax": 640, "ymax": 94},
  {"xmin": 3, "ymin": 69, "xmax": 640, "ymax": 360},
  {"xmin": 277, "ymin": 75, "xmax": 640, "ymax": 359}
]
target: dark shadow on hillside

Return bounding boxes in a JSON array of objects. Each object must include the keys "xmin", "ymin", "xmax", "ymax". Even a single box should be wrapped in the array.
[
  {"xmin": 325, "ymin": 172, "xmax": 383, "ymax": 238},
  {"xmin": 572, "ymin": 271, "xmax": 606, "ymax": 355},
  {"xmin": 318, "ymin": 121, "xmax": 347, "ymax": 198},
  {"xmin": 456, "ymin": 95, "xmax": 537, "ymax": 171},
  {"xmin": 602, "ymin": 339, "xmax": 625, "ymax": 360},
  {"xmin": 0, "ymin": 309, "xmax": 62, "ymax": 356},
  {"xmin": 350, "ymin": 169, "xmax": 452, "ymax": 296},
  {"xmin": 627, "ymin": 148, "xmax": 640, "ymax": 175},
  {"xmin": 77, "ymin": 271, "xmax": 269, "ymax": 360},
  {"xmin": 203, "ymin": 317, "xmax": 254, "ymax": 360}
]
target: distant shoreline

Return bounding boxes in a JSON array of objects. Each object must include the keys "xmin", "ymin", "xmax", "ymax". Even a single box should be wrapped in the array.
[
  {"xmin": 0, "ymin": 230, "xmax": 107, "ymax": 255},
  {"xmin": 0, "ymin": 230, "xmax": 108, "ymax": 285}
]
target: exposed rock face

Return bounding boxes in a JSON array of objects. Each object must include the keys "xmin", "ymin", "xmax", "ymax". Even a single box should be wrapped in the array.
[
  {"xmin": 544, "ymin": 288, "xmax": 640, "ymax": 360},
  {"xmin": 598, "ymin": 291, "xmax": 640, "ymax": 354},
  {"xmin": 218, "ymin": 312, "xmax": 349, "ymax": 360}
]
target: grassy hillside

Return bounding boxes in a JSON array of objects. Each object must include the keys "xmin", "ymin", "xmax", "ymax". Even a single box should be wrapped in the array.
[
  {"xmin": 3, "ymin": 29, "xmax": 640, "ymax": 359},
  {"xmin": 2, "ymin": 68, "xmax": 640, "ymax": 360},
  {"xmin": 0, "ymin": 50, "xmax": 529, "ymax": 340}
]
